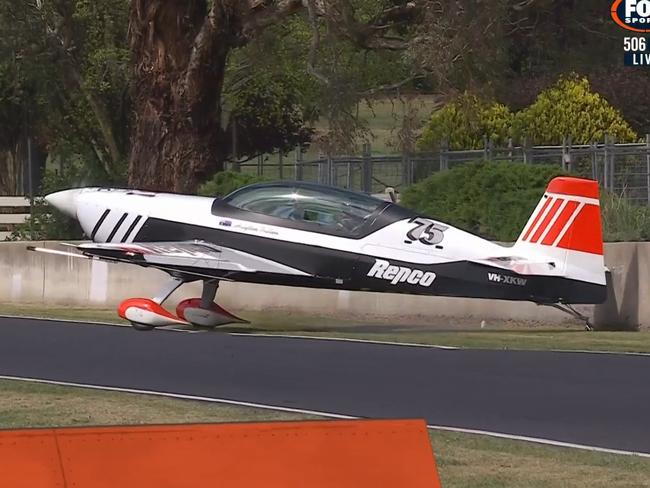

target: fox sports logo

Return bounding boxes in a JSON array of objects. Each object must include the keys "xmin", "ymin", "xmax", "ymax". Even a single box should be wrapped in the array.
[{"xmin": 612, "ymin": 0, "xmax": 650, "ymax": 31}]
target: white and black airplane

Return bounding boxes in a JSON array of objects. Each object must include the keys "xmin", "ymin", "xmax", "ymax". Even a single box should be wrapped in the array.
[{"xmin": 32, "ymin": 176, "xmax": 607, "ymax": 330}]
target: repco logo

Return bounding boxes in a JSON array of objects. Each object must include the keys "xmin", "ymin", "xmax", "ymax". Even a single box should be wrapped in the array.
[
  {"xmin": 612, "ymin": 0, "xmax": 650, "ymax": 32},
  {"xmin": 367, "ymin": 259, "xmax": 436, "ymax": 287}
]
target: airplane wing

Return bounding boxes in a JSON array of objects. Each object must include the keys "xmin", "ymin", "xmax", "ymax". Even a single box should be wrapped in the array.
[{"xmin": 28, "ymin": 241, "xmax": 310, "ymax": 280}]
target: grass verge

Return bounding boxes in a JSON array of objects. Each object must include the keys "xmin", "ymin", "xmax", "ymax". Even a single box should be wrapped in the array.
[
  {"xmin": 2, "ymin": 303, "xmax": 650, "ymax": 354},
  {"xmin": 0, "ymin": 379, "xmax": 648, "ymax": 488}
]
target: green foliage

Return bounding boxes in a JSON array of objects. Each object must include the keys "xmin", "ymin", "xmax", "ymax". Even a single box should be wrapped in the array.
[
  {"xmin": 512, "ymin": 76, "xmax": 638, "ymax": 145},
  {"xmin": 0, "ymin": 0, "xmax": 130, "ymax": 179},
  {"xmin": 226, "ymin": 72, "xmax": 315, "ymax": 160},
  {"xmin": 418, "ymin": 77, "xmax": 639, "ymax": 151},
  {"xmin": 197, "ymin": 171, "xmax": 269, "ymax": 198},
  {"xmin": 8, "ymin": 162, "xmax": 117, "ymax": 241},
  {"xmin": 401, "ymin": 161, "xmax": 566, "ymax": 241},
  {"xmin": 601, "ymin": 192, "xmax": 650, "ymax": 242},
  {"xmin": 417, "ymin": 93, "xmax": 513, "ymax": 150},
  {"xmin": 402, "ymin": 161, "xmax": 650, "ymax": 242},
  {"xmin": 0, "ymin": 62, "xmax": 23, "ymax": 150}
]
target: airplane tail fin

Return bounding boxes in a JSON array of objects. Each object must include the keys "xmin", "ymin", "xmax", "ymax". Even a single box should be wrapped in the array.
[{"xmin": 514, "ymin": 176, "xmax": 605, "ymax": 287}]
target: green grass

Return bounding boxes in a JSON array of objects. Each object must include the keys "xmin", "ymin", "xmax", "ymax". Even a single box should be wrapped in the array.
[
  {"xmin": 2, "ymin": 302, "xmax": 650, "ymax": 354},
  {"xmin": 1, "ymin": 378, "xmax": 648, "ymax": 487}
]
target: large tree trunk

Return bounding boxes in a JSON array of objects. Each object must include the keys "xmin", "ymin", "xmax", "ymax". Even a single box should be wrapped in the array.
[
  {"xmin": 128, "ymin": 1, "xmax": 232, "ymax": 193},
  {"xmin": 0, "ymin": 147, "xmax": 21, "ymax": 196}
]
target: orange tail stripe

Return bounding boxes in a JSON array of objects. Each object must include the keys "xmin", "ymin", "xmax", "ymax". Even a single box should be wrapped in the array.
[
  {"xmin": 547, "ymin": 177, "xmax": 600, "ymax": 199},
  {"xmin": 530, "ymin": 198, "xmax": 564, "ymax": 243},
  {"xmin": 557, "ymin": 204, "xmax": 604, "ymax": 255},
  {"xmin": 522, "ymin": 196, "xmax": 553, "ymax": 242},
  {"xmin": 541, "ymin": 200, "xmax": 579, "ymax": 246}
]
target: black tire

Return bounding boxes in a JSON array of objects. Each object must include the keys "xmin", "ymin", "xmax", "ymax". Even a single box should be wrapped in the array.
[
  {"xmin": 189, "ymin": 323, "xmax": 219, "ymax": 330},
  {"xmin": 130, "ymin": 321, "xmax": 155, "ymax": 331}
]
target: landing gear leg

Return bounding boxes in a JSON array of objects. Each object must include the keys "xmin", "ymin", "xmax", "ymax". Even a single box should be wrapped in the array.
[
  {"xmin": 154, "ymin": 277, "xmax": 186, "ymax": 305},
  {"xmin": 546, "ymin": 303, "xmax": 594, "ymax": 331},
  {"xmin": 200, "ymin": 280, "xmax": 219, "ymax": 308},
  {"xmin": 177, "ymin": 279, "xmax": 247, "ymax": 328}
]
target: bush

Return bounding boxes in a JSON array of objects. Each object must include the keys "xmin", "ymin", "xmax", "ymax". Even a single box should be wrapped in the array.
[
  {"xmin": 417, "ymin": 76, "xmax": 639, "ymax": 151},
  {"xmin": 512, "ymin": 76, "xmax": 638, "ymax": 145},
  {"xmin": 8, "ymin": 163, "xmax": 112, "ymax": 241},
  {"xmin": 197, "ymin": 171, "xmax": 269, "ymax": 197},
  {"xmin": 601, "ymin": 192, "xmax": 650, "ymax": 242},
  {"xmin": 402, "ymin": 161, "xmax": 650, "ymax": 242},
  {"xmin": 401, "ymin": 161, "xmax": 566, "ymax": 241},
  {"xmin": 417, "ymin": 93, "xmax": 513, "ymax": 151}
]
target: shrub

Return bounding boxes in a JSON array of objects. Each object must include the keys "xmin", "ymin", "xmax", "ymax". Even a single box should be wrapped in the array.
[
  {"xmin": 417, "ymin": 93, "xmax": 513, "ymax": 151},
  {"xmin": 512, "ymin": 76, "xmax": 638, "ymax": 145},
  {"xmin": 402, "ymin": 161, "xmax": 650, "ymax": 242},
  {"xmin": 197, "ymin": 171, "xmax": 269, "ymax": 198},
  {"xmin": 417, "ymin": 76, "xmax": 638, "ymax": 152},
  {"xmin": 601, "ymin": 192, "xmax": 650, "ymax": 242},
  {"xmin": 401, "ymin": 161, "xmax": 566, "ymax": 241},
  {"xmin": 8, "ymin": 163, "xmax": 110, "ymax": 241}
]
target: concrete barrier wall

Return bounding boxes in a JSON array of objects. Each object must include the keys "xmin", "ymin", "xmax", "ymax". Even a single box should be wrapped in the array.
[{"xmin": 0, "ymin": 241, "xmax": 644, "ymax": 329}]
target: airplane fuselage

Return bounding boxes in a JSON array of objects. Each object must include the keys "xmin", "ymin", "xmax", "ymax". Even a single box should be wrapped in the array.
[{"xmin": 63, "ymin": 186, "xmax": 606, "ymax": 305}]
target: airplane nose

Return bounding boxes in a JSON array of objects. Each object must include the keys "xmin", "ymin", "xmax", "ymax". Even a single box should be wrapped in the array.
[{"xmin": 44, "ymin": 189, "xmax": 82, "ymax": 218}]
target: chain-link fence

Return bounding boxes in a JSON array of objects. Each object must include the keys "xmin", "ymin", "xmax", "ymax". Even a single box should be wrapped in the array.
[{"xmin": 232, "ymin": 135, "xmax": 650, "ymax": 204}]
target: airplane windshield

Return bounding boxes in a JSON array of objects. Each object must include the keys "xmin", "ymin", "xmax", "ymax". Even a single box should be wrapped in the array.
[{"xmin": 222, "ymin": 183, "xmax": 385, "ymax": 235}]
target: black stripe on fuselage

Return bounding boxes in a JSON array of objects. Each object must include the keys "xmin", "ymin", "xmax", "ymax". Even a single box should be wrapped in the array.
[
  {"xmin": 121, "ymin": 215, "xmax": 142, "ymax": 243},
  {"xmin": 106, "ymin": 212, "xmax": 128, "ymax": 242},
  {"xmin": 133, "ymin": 217, "xmax": 607, "ymax": 305},
  {"xmin": 90, "ymin": 209, "xmax": 111, "ymax": 240}
]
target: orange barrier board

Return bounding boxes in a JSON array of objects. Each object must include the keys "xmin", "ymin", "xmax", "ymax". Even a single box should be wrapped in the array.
[{"xmin": 0, "ymin": 419, "xmax": 441, "ymax": 487}]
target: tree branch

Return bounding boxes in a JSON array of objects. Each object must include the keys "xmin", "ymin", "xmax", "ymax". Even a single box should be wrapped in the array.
[
  {"xmin": 185, "ymin": 2, "xmax": 221, "ymax": 94},
  {"xmin": 332, "ymin": 0, "xmax": 421, "ymax": 51},
  {"xmin": 358, "ymin": 75, "xmax": 421, "ymax": 97},
  {"xmin": 305, "ymin": 0, "xmax": 330, "ymax": 85},
  {"xmin": 34, "ymin": 2, "xmax": 122, "ymax": 173},
  {"xmin": 239, "ymin": 0, "xmax": 305, "ymax": 43}
]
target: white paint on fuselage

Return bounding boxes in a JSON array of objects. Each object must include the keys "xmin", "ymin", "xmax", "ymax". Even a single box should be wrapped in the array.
[
  {"xmin": 72, "ymin": 188, "xmax": 506, "ymax": 267},
  {"xmin": 69, "ymin": 187, "xmax": 605, "ymax": 284}
]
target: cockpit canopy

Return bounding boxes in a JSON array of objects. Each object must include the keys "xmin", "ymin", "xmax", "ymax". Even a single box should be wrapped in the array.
[{"xmin": 222, "ymin": 182, "xmax": 385, "ymax": 234}]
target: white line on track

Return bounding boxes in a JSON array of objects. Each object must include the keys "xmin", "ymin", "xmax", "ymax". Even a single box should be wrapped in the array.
[
  {"xmin": 3, "ymin": 314, "xmax": 650, "ymax": 356},
  {"xmin": 0, "ymin": 314, "xmax": 204, "ymax": 333},
  {"xmin": 228, "ymin": 332, "xmax": 459, "ymax": 350},
  {"xmin": 1, "ymin": 374, "xmax": 649, "ymax": 458}
]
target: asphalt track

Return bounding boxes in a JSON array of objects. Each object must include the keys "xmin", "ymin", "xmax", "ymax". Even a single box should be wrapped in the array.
[{"xmin": 0, "ymin": 317, "xmax": 649, "ymax": 455}]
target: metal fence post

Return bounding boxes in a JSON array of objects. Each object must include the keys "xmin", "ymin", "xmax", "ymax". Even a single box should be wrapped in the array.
[
  {"xmin": 278, "ymin": 152, "xmax": 284, "ymax": 180},
  {"xmin": 294, "ymin": 146, "xmax": 303, "ymax": 181},
  {"xmin": 346, "ymin": 161, "xmax": 352, "ymax": 189},
  {"xmin": 401, "ymin": 151, "xmax": 411, "ymax": 186},
  {"xmin": 646, "ymin": 134, "xmax": 650, "ymax": 205},
  {"xmin": 439, "ymin": 139, "xmax": 449, "ymax": 170},
  {"xmin": 603, "ymin": 134, "xmax": 610, "ymax": 190},
  {"xmin": 257, "ymin": 154, "xmax": 263, "ymax": 176},
  {"xmin": 362, "ymin": 143, "xmax": 372, "ymax": 193},
  {"xmin": 609, "ymin": 134, "xmax": 616, "ymax": 193},
  {"xmin": 327, "ymin": 156, "xmax": 334, "ymax": 185},
  {"xmin": 523, "ymin": 136, "xmax": 530, "ymax": 164},
  {"xmin": 591, "ymin": 141, "xmax": 598, "ymax": 181},
  {"xmin": 231, "ymin": 120, "xmax": 240, "ymax": 173}
]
